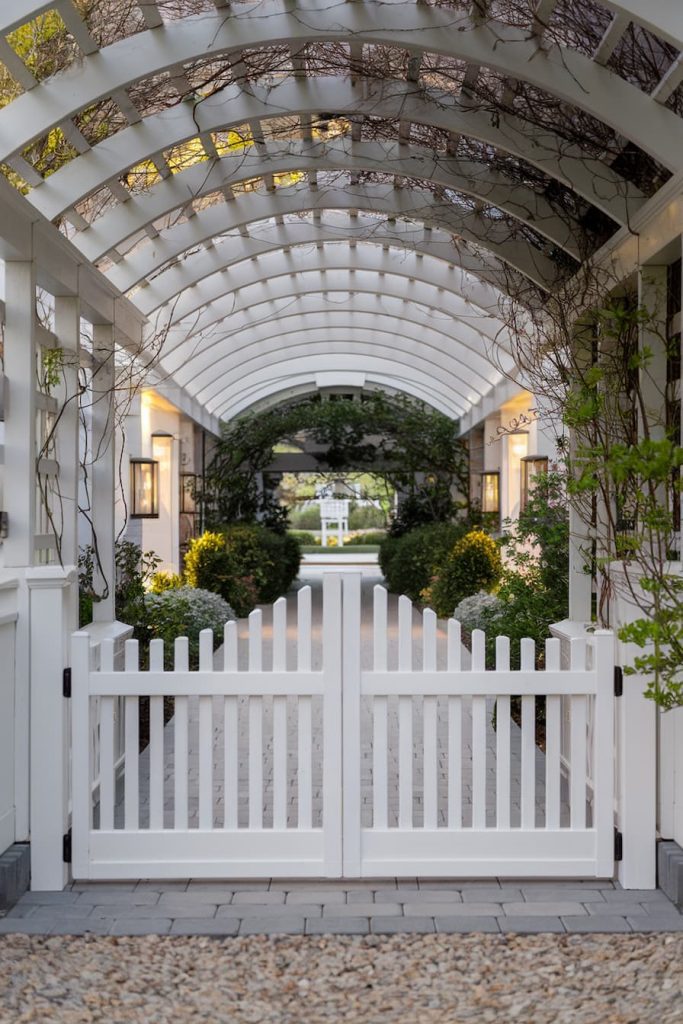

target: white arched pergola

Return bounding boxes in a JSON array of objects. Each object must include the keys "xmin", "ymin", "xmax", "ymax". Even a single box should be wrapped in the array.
[{"xmin": 0, "ymin": 0, "xmax": 682, "ymax": 893}]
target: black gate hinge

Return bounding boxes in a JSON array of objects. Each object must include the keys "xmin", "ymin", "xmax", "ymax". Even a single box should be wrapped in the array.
[
  {"xmin": 62, "ymin": 830, "xmax": 72, "ymax": 864},
  {"xmin": 614, "ymin": 828, "xmax": 623, "ymax": 862},
  {"xmin": 614, "ymin": 665, "xmax": 623, "ymax": 698},
  {"xmin": 62, "ymin": 667, "xmax": 72, "ymax": 699}
]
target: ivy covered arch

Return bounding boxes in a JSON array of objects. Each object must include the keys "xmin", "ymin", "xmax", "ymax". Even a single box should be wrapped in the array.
[{"xmin": 201, "ymin": 392, "xmax": 469, "ymax": 532}]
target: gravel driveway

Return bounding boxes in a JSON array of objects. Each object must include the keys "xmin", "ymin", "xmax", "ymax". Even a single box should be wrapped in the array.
[{"xmin": 0, "ymin": 932, "xmax": 681, "ymax": 1023}]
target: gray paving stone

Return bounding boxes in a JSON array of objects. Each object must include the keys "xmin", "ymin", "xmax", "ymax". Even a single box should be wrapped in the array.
[
  {"xmin": 642, "ymin": 902, "xmax": 682, "ymax": 916},
  {"xmin": 461, "ymin": 887, "xmax": 522, "ymax": 902},
  {"xmin": 405, "ymin": 902, "xmax": 503, "ymax": 917},
  {"xmin": 232, "ymin": 891, "xmax": 286, "ymax": 905},
  {"xmin": 71, "ymin": 882, "xmax": 137, "ymax": 893},
  {"xmin": 322, "ymin": 902, "xmax": 400, "ymax": 917},
  {"xmin": 217, "ymin": 903, "xmax": 321, "ymax": 918},
  {"xmin": 48, "ymin": 919, "xmax": 114, "ymax": 935},
  {"xmin": 627, "ymin": 914, "xmax": 683, "ymax": 932},
  {"xmin": 586, "ymin": 902, "xmax": 648, "ymax": 916},
  {"xmin": 21, "ymin": 891, "xmax": 82, "ymax": 905},
  {"xmin": 109, "ymin": 919, "xmax": 172, "ymax": 935},
  {"xmin": 417, "ymin": 881, "xmax": 469, "ymax": 891},
  {"xmin": 0, "ymin": 919, "xmax": 58, "ymax": 934},
  {"xmin": 602, "ymin": 889, "xmax": 670, "ymax": 903},
  {"xmin": 520, "ymin": 888, "xmax": 605, "ymax": 903},
  {"xmin": 435, "ymin": 916, "xmax": 501, "ymax": 933},
  {"xmin": 502, "ymin": 901, "xmax": 587, "ymax": 917},
  {"xmin": 89, "ymin": 904, "xmax": 217, "ymax": 919},
  {"xmin": 157, "ymin": 892, "xmax": 225, "ymax": 907},
  {"xmin": 499, "ymin": 916, "xmax": 566, "ymax": 934},
  {"xmin": 347, "ymin": 891, "xmax": 376, "ymax": 904},
  {"xmin": 374, "ymin": 887, "xmax": 422, "ymax": 900},
  {"xmin": 286, "ymin": 890, "xmax": 345, "ymax": 904},
  {"xmin": 239, "ymin": 917, "xmax": 305, "ymax": 935},
  {"xmin": 371, "ymin": 916, "xmax": 435, "ymax": 934},
  {"xmin": 382, "ymin": 890, "xmax": 463, "ymax": 904},
  {"xmin": 170, "ymin": 918, "xmax": 240, "ymax": 936},
  {"xmin": 135, "ymin": 880, "xmax": 188, "ymax": 892},
  {"xmin": 77, "ymin": 890, "xmax": 160, "ymax": 905},
  {"xmin": 306, "ymin": 917, "xmax": 369, "ymax": 935},
  {"xmin": 188, "ymin": 880, "xmax": 269, "ymax": 891},
  {"xmin": 561, "ymin": 916, "xmax": 632, "ymax": 933}
]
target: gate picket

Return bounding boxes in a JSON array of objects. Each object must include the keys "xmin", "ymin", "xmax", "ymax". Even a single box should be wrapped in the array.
[
  {"xmin": 372, "ymin": 585, "xmax": 389, "ymax": 830},
  {"xmin": 173, "ymin": 637, "xmax": 189, "ymax": 831},
  {"xmin": 272, "ymin": 598, "xmax": 288, "ymax": 830},
  {"xmin": 495, "ymin": 635, "xmax": 511, "ymax": 830}
]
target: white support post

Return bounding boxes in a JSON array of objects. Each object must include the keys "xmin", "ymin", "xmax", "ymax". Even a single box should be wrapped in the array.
[
  {"xmin": 54, "ymin": 296, "xmax": 81, "ymax": 569},
  {"xmin": 592, "ymin": 630, "xmax": 616, "ymax": 877},
  {"xmin": 3, "ymin": 261, "xmax": 38, "ymax": 847},
  {"xmin": 27, "ymin": 565, "xmax": 77, "ymax": 890},
  {"xmin": 616, "ymin": 637, "xmax": 657, "ymax": 888},
  {"xmin": 3, "ymin": 261, "xmax": 38, "ymax": 567},
  {"xmin": 91, "ymin": 324, "xmax": 116, "ymax": 623},
  {"xmin": 341, "ymin": 572, "xmax": 362, "ymax": 877}
]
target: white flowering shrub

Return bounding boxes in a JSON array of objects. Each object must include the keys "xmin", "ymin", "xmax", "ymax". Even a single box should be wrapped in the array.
[
  {"xmin": 452, "ymin": 591, "xmax": 503, "ymax": 633},
  {"xmin": 144, "ymin": 586, "xmax": 235, "ymax": 668}
]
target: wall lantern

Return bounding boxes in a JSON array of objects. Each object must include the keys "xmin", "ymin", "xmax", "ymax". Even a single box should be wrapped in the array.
[
  {"xmin": 130, "ymin": 458, "xmax": 159, "ymax": 518},
  {"xmin": 481, "ymin": 472, "xmax": 500, "ymax": 514}
]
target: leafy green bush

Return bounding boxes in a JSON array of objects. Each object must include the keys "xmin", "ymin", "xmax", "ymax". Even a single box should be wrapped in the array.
[
  {"xmin": 425, "ymin": 529, "xmax": 502, "ymax": 617},
  {"xmin": 387, "ymin": 485, "xmax": 460, "ymax": 538},
  {"xmin": 379, "ymin": 521, "xmax": 469, "ymax": 601},
  {"xmin": 184, "ymin": 525, "xmax": 301, "ymax": 616},
  {"xmin": 348, "ymin": 503, "xmax": 386, "ymax": 530},
  {"xmin": 287, "ymin": 530, "xmax": 317, "ymax": 545},
  {"xmin": 149, "ymin": 571, "xmax": 183, "ymax": 593},
  {"xmin": 288, "ymin": 505, "xmax": 321, "ymax": 530},
  {"xmin": 78, "ymin": 540, "xmax": 161, "ymax": 627},
  {"xmin": 143, "ymin": 587, "xmax": 235, "ymax": 669}
]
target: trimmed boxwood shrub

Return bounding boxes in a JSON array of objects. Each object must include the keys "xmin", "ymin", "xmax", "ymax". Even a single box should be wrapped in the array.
[
  {"xmin": 184, "ymin": 525, "xmax": 301, "ymax": 616},
  {"xmin": 425, "ymin": 529, "xmax": 502, "ymax": 617},
  {"xmin": 379, "ymin": 521, "xmax": 469, "ymax": 602}
]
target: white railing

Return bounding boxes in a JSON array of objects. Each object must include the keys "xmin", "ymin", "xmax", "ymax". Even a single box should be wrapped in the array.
[{"xmin": 71, "ymin": 574, "xmax": 616, "ymax": 881}]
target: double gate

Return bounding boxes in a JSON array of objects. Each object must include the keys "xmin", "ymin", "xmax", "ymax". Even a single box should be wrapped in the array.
[{"xmin": 71, "ymin": 573, "xmax": 616, "ymax": 880}]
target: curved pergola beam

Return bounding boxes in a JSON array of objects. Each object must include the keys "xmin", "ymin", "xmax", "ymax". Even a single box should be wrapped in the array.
[
  {"xmin": 80, "ymin": 154, "xmax": 561, "ymax": 287},
  {"xmin": 141, "ymin": 238, "xmax": 509, "ymax": 337},
  {"xmin": 198, "ymin": 340, "xmax": 481, "ymax": 418},
  {"xmin": 70, "ymin": 138, "xmax": 580, "ymax": 263},
  {"xmin": 157, "ymin": 272, "xmax": 509, "ymax": 356},
  {"xmin": 219, "ymin": 370, "xmax": 463, "ymax": 421},
  {"xmin": 2, "ymin": 2, "xmax": 680, "ymax": 67},
  {"xmin": 31, "ymin": 77, "xmax": 639, "ymax": 229},
  {"xmin": 168, "ymin": 311, "xmax": 507, "ymax": 402},
  {"xmin": 2, "ymin": 5, "xmax": 682, "ymax": 173},
  {"xmin": 108, "ymin": 189, "xmax": 517, "ymax": 306}
]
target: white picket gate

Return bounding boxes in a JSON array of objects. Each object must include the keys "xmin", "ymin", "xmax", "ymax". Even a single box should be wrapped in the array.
[{"xmin": 71, "ymin": 573, "xmax": 616, "ymax": 880}]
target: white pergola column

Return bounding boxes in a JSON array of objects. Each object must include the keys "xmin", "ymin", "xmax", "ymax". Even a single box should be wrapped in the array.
[
  {"xmin": 54, "ymin": 296, "xmax": 81, "ymax": 569},
  {"xmin": 90, "ymin": 324, "xmax": 116, "ymax": 623},
  {"xmin": 2, "ymin": 261, "xmax": 38, "ymax": 846},
  {"xmin": 613, "ymin": 264, "xmax": 667, "ymax": 889},
  {"xmin": 3, "ymin": 261, "xmax": 37, "ymax": 568}
]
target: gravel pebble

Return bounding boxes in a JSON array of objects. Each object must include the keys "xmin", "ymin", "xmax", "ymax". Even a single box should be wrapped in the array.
[{"xmin": 0, "ymin": 932, "xmax": 681, "ymax": 1023}]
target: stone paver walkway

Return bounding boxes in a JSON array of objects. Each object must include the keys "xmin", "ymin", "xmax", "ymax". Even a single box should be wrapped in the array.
[{"xmin": 2, "ymin": 878, "xmax": 682, "ymax": 936}]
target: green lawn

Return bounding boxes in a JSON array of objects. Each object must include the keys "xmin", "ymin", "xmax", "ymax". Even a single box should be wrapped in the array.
[{"xmin": 300, "ymin": 545, "xmax": 380, "ymax": 555}]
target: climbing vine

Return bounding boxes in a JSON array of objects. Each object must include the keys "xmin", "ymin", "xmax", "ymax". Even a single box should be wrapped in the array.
[{"xmin": 201, "ymin": 393, "xmax": 468, "ymax": 532}]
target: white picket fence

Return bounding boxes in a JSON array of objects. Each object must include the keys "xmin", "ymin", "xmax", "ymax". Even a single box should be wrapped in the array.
[{"xmin": 71, "ymin": 573, "xmax": 615, "ymax": 880}]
